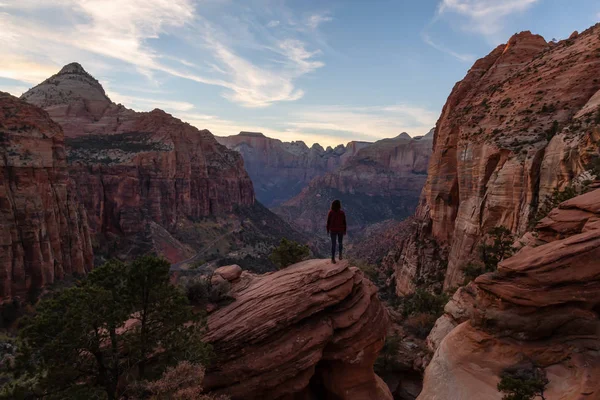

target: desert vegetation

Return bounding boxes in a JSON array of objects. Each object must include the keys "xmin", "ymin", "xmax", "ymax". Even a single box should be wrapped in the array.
[{"xmin": 0, "ymin": 256, "xmax": 214, "ymax": 400}]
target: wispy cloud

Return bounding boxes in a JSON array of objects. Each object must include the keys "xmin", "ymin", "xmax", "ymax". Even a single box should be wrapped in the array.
[
  {"xmin": 307, "ymin": 13, "xmax": 333, "ymax": 29},
  {"xmin": 179, "ymin": 102, "xmax": 438, "ymax": 147},
  {"xmin": 0, "ymin": 0, "xmax": 327, "ymax": 108},
  {"xmin": 422, "ymin": 32, "xmax": 475, "ymax": 62},
  {"xmin": 106, "ymin": 91, "xmax": 195, "ymax": 112},
  {"xmin": 423, "ymin": 0, "xmax": 540, "ymax": 61},
  {"xmin": 437, "ymin": 0, "xmax": 540, "ymax": 35}
]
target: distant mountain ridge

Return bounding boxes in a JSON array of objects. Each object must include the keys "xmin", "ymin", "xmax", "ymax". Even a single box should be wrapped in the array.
[
  {"xmin": 274, "ymin": 130, "xmax": 434, "ymax": 235},
  {"xmin": 217, "ymin": 131, "xmax": 372, "ymax": 206}
]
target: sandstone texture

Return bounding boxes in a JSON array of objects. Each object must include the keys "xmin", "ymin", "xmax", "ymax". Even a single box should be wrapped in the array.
[
  {"xmin": 387, "ymin": 26, "xmax": 600, "ymax": 294},
  {"xmin": 22, "ymin": 64, "xmax": 255, "ymax": 263},
  {"xmin": 203, "ymin": 259, "xmax": 392, "ymax": 400},
  {"xmin": 0, "ymin": 92, "xmax": 93, "ymax": 300},
  {"xmin": 217, "ymin": 132, "xmax": 371, "ymax": 207},
  {"xmin": 275, "ymin": 132, "xmax": 433, "ymax": 235},
  {"xmin": 419, "ymin": 189, "xmax": 600, "ymax": 399}
]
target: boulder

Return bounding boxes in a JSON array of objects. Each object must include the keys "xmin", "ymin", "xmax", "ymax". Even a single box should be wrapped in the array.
[{"xmin": 203, "ymin": 259, "xmax": 392, "ymax": 400}]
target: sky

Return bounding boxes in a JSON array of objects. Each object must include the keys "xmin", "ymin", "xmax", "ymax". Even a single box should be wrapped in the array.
[{"xmin": 1, "ymin": 0, "xmax": 599, "ymax": 147}]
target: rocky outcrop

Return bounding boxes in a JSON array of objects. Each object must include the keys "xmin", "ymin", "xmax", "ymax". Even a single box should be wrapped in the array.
[
  {"xmin": 275, "ymin": 132, "xmax": 433, "ymax": 235},
  {"xmin": 0, "ymin": 92, "xmax": 93, "ymax": 300},
  {"xmin": 22, "ymin": 64, "xmax": 255, "ymax": 263},
  {"xmin": 419, "ymin": 189, "xmax": 600, "ymax": 399},
  {"xmin": 217, "ymin": 132, "xmax": 371, "ymax": 206},
  {"xmin": 203, "ymin": 259, "xmax": 392, "ymax": 400},
  {"xmin": 387, "ymin": 25, "xmax": 600, "ymax": 294}
]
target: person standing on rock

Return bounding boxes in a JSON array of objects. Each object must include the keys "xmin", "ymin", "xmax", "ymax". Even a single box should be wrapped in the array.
[{"xmin": 326, "ymin": 199, "xmax": 347, "ymax": 264}]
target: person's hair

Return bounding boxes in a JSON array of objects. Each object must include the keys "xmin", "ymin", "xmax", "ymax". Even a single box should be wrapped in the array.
[{"xmin": 331, "ymin": 199, "xmax": 341, "ymax": 212}]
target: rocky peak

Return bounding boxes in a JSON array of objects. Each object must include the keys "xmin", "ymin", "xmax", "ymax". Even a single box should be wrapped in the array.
[
  {"xmin": 57, "ymin": 62, "xmax": 89, "ymax": 76},
  {"xmin": 21, "ymin": 63, "xmax": 111, "ymax": 126},
  {"xmin": 396, "ymin": 132, "xmax": 411, "ymax": 140}
]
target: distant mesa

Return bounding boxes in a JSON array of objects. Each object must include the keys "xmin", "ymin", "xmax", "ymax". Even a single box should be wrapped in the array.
[{"xmin": 238, "ymin": 131, "xmax": 266, "ymax": 137}]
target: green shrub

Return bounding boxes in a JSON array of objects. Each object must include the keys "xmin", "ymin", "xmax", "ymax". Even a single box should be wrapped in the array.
[
  {"xmin": 498, "ymin": 365, "xmax": 548, "ymax": 400},
  {"xmin": 185, "ymin": 276, "xmax": 232, "ymax": 306},
  {"xmin": 401, "ymin": 289, "xmax": 449, "ymax": 319},
  {"xmin": 534, "ymin": 186, "xmax": 580, "ymax": 223},
  {"xmin": 480, "ymin": 226, "xmax": 514, "ymax": 272},
  {"xmin": 461, "ymin": 262, "xmax": 485, "ymax": 284},
  {"xmin": 404, "ymin": 313, "xmax": 438, "ymax": 339},
  {"xmin": 374, "ymin": 334, "xmax": 402, "ymax": 374},
  {"xmin": 269, "ymin": 238, "xmax": 310, "ymax": 269}
]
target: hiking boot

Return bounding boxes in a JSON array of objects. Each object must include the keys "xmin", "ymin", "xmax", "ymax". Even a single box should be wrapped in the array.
[
  {"xmin": 331, "ymin": 258, "xmax": 336, "ymax": 264},
  {"xmin": 339, "ymin": 254, "xmax": 343, "ymax": 260}
]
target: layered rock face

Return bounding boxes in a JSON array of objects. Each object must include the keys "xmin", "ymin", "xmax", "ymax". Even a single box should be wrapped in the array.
[
  {"xmin": 387, "ymin": 26, "xmax": 600, "ymax": 294},
  {"xmin": 0, "ymin": 92, "xmax": 93, "ymax": 300},
  {"xmin": 217, "ymin": 132, "xmax": 371, "ymax": 206},
  {"xmin": 420, "ymin": 189, "xmax": 600, "ymax": 399},
  {"xmin": 22, "ymin": 64, "xmax": 255, "ymax": 263},
  {"xmin": 275, "ymin": 132, "xmax": 433, "ymax": 234},
  {"xmin": 203, "ymin": 259, "xmax": 392, "ymax": 400}
]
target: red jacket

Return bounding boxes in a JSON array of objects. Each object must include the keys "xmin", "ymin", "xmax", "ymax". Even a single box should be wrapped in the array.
[{"xmin": 327, "ymin": 210, "xmax": 347, "ymax": 234}]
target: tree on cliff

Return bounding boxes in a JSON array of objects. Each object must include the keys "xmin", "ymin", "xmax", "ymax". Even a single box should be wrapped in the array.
[
  {"xmin": 462, "ymin": 226, "xmax": 515, "ymax": 282},
  {"xmin": 269, "ymin": 238, "xmax": 310, "ymax": 269},
  {"xmin": 3, "ymin": 256, "xmax": 212, "ymax": 400},
  {"xmin": 497, "ymin": 365, "xmax": 548, "ymax": 400}
]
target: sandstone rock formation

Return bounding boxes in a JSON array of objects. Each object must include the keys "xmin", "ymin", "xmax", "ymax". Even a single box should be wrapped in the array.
[
  {"xmin": 386, "ymin": 25, "xmax": 600, "ymax": 295},
  {"xmin": 275, "ymin": 132, "xmax": 433, "ymax": 235},
  {"xmin": 22, "ymin": 63, "xmax": 256, "ymax": 263},
  {"xmin": 217, "ymin": 132, "xmax": 371, "ymax": 207},
  {"xmin": 203, "ymin": 259, "xmax": 392, "ymax": 400},
  {"xmin": 0, "ymin": 92, "xmax": 93, "ymax": 300},
  {"xmin": 419, "ymin": 189, "xmax": 600, "ymax": 399}
]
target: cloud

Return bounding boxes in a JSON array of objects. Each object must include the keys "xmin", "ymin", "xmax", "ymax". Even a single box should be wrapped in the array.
[
  {"xmin": 0, "ymin": 0, "xmax": 327, "ymax": 108},
  {"xmin": 106, "ymin": 91, "xmax": 195, "ymax": 112},
  {"xmin": 437, "ymin": 0, "xmax": 540, "ymax": 35},
  {"xmin": 267, "ymin": 20, "xmax": 280, "ymax": 28},
  {"xmin": 177, "ymin": 102, "xmax": 439, "ymax": 148},
  {"xmin": 423, "ymin": 0, "xmax": 539, "ymax": 61},
  {"xmin": 307, "ymin": 13, "xmax": 333, "ymax": 29},
  {"xmin": 421, "ymin": 32, "xmax": 475, "ymax": 62}
]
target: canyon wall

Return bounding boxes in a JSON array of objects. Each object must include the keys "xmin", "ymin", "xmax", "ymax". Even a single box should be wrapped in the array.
[
  {"xmin": 22, "ymin": 63, "xmax": 255, "ymax": 263},
  {"xmin": 0, "ymin": 92, "xmax": 93, "ymax": 300},
  {"xmin": 217, "ymin": 132, "xmax": 371, "ymax": 206},
  {"xmin": 386, "ymin": 26, "xmax": 600, "ymax": 295},
  {"xmin": 275, "ymin": 131, "xmax": 433, "ymax": 235},
  {"xmin": 420, "ymin": 188, "xmax": 600, "ymax": 399}
]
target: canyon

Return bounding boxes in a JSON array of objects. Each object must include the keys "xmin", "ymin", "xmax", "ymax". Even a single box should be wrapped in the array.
[{"xmin": 275, "ymin": 131, "xmax": 433, "ymax": 235}]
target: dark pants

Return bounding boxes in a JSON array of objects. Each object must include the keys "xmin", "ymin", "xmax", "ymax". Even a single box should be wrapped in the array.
[{"xmin": 330, "ymin": 232, "xmax": 343, "ymax": 259}]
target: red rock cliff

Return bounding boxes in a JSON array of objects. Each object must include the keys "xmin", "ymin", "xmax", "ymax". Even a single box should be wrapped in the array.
[
  {"xmin": 0, "ymin": 92, "xmax": 93, "ymax": 300},
  {"xmin": 22, "ymin": 64, "xmax": 255, "ymax": 262},
  {"xmin": 420, "ymin": 189, "xmax": 600, "ymax": 399},
  {"xmin": 387, "ymin": 26, "xmax": 600, "ymax": 294}
]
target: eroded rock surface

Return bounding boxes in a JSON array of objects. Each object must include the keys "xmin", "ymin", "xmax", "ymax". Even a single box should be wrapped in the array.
[
  {"xmin": 420, "ymin": 189, "xmax": 600, "ymax": 399},
  {"xmin": 203, "ymin": 259, "xmax": 392, "ymax": 400},
  {"xmin": 0, "ymin": 92, "xmax": 93, "ymax": 299}
]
